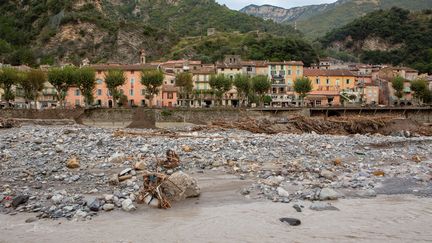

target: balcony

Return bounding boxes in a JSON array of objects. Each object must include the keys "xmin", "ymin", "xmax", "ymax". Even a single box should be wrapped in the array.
[
  {"xmin": 271, "ymin": 74, "xmax": 285, "ymax": 81},
  {"xmin": 272, "ymin": 81, "xmax": 286, "ymax": 87}
]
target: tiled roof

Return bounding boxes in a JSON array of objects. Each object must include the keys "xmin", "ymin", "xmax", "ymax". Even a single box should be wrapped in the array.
[
  {"xmin": 241, "ymin": 60, "xmax": 268, "ymax": 67},
  {"xmin": 304, "ymin": 69, "xmax": 355, "ymax": 77},
  {"xmin": 90, "ymin": 64, "xmax": 158, "ymax": 71},
  {"xmin": 268, "ymin": 61, "xmax": 304, "ymax": 66}
]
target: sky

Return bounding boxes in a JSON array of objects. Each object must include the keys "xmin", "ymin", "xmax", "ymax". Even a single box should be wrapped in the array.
[{"xmin": 216, "ymin": 0, "xmax": 337, "ymax": 10}]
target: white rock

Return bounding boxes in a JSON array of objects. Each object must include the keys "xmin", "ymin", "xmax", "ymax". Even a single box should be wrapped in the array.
[
  {"xmin": 319, "ymin": 188, "xmax": 340, "ymax": 200},
  {"xmin": 103, "ymin": 203, "xmax": 115, "ymax": 211},
  {"xmin": 277, "ymin": 187, "xmax": 290, "ymax": 197},
  {"xmin": 121, "ymin": 199, "xmax": 136, "ymax": 212},
  {"xmin": 51, "ymin": 194, "xmax": 64, "ymax": 204}
]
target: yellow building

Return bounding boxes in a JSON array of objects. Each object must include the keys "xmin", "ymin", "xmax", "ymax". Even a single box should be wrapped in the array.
[{"xmin": 304, "ymin": 69, "xmax": 356, "ymax": 106}]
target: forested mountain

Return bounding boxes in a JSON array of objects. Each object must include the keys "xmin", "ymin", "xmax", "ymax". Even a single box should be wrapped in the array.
[
  {"xmin": 241, "ymin": 0, "xmax": 432, "ymax": 39},
  {"xmin": 0, "ymin": 0, "xmax": 300, "ymax": 66},
  {"xmin": 321, "ymin": 8, "xmax": 432, "ymax": 74}
]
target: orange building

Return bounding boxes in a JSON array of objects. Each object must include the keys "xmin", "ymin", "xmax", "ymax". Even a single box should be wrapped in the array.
[
  {"xmin": 65, "ymin": 64, "xmax": 178, "ymax": 108},
  {"xmin": 304, "ymin": 69, "xmax": 356, "ymax": 106}
]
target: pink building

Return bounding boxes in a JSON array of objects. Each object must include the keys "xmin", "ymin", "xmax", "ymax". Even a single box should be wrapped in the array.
[{"xmin": 65, "ymin": 64, "xmax": 178, "ymax": 108}]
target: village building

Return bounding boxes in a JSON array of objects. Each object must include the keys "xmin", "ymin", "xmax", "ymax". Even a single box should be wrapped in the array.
[
  {"xmin": 65, "ymin": 63, "xmax": 178, "ymax": 108},
  {"xmin": 268, "ymin": 61, "xmax": 304, "ymax": 107},
  {"xmin": 303, "ymin": 69, "xmax": 356, "ymax": 106}
]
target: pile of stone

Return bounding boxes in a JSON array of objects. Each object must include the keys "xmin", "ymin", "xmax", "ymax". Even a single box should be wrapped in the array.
[
  {"xmin": 0, "ymin": 118, "xmax": 19, "ymax": 129},
  {"xmin": 0, "ymin": 124, "xmax": 431, "ymax": 221}
]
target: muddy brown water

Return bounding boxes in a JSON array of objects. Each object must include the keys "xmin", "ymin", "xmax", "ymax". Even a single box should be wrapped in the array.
[{"xmin": 1, "ymin": 172, "xmax": 432, "ymax": 243}]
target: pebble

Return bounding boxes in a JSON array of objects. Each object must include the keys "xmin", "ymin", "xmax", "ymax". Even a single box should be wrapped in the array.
[{"xmin": 310, "ymin": 202, "xmax": 340, "ymax": 211}]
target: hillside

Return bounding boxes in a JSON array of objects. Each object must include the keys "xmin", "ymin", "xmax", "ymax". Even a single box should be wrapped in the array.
[
  {"xmin": 166, "ymin": 32, "xmax": 318, "ymax": 65},
  {"xmin": 241, "ymin": 0, "xmax": 432, "ymax": 39},
  {"xmin": 321, "ymin": 8, "xmax": 432, "ymax": 74},
  {"xmin": 0, "ymin": 0, "xmax": 298, "ymax": 66}
]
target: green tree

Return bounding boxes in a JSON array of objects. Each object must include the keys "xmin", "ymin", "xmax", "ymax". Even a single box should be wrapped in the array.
[
  {"xmin": 104, "ymin": 69, "xmax": 126, "ymax": 107},
  {"xmin": 263, "ymin": 95, "xmax": 273, "ymax": 106},
  {"xmin": 0, "ymin": 67, "xmax": 19, "ymax": 107},
  {"xmin": 294, "ymin": 77, "xmax": 312, "ymax": 106},
  {"xmin": 234, "ymin": 74, "xmax": 251, "ymax": 107},
  {"xmin": 141, "ymin": 69, "xmax": 164, "ymax": 108},
  {"xmin": 411, "ymin": 79, "xmax": 429, "ymax": 105},
  {"xmin": 251, "ymin": 75, "xmax": 271, "ymax": 107},
  {"xmin": 391, "ymin": 76, "xmax": 405, "ymax": 104},
  {"xmin": 75, "ymin": 67, "xmax": 96, "ymax": 107},
  {"xmin": 175, "ymin": 72, "xmax": 193, "ymax": 107},
  {"xmin": 18, "ymin": 69, "xmax": 46, "ymax": 108},
  {"xmin": 209, "ymin": 74, "xmax": 232, "ymax": 106},
  {"xmin": 48, "ymin": 66, "xmax": 77, "ymax": 107}
]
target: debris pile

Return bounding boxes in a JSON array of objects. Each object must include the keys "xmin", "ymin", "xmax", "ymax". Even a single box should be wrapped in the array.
[
  {"xmin": 0, "ymin": 118, "xmax": 19, "ymax": 129},
  {"xmin": 212, "ymin": 116, "xmax": 432, "ymax": 136}
]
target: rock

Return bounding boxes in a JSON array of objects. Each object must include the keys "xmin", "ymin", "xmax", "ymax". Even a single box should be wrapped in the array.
[
  {"xmin": 86, "ymin": 198, "xmax": 101, "ymax": 212},
  {"xmin": 277, "ymin": 187, "xmax": 290, "ymax": 197},
  {"xmin": 109, "ymin": 153, "xmax": 127, "ymax": 164},
  {"xmin": 262, "ymin": 176, "xmax": 284, "ymax": 186},
  {"xmin": 133, "ymin": 161, "xmax": 146, "ymax": 171},
  {"xmin": 355, "ymin": 189, "xmax": 377, "ymax": 198},
  {"xmin": 108, "ymin": 174, "xmax": 119, "ymax": 186},
  {"xmin": 119, "ymin": 168, "xmax": 132, "ymax": 176},
  {"xmin": 293, "ymin": 204, "xmax": 302, "ymax": 212},
  {"xmin": 55, "ymin": 145, "xmax": 64, "ymax": 153},
  {"xmin": 320, "ymin": 170, "xmax": 335, "ymax": 180},
  {"xmin": 241, "ymin": 188, "xmax": 250, "ymax": 195},
  {"xmin": 74, "ymin": 210, "xmax": 88, "ymax": 220},
  {"xmin": 121, "ymin": 199, "xmax": 136, "ymax": 212},
  {"xmin": 102, "ymin": 203, "xmax": 115, "ymax": 211},
  {"xmin": 96, "ymin": 139, "xmax": 103, "ymax": 146},
  {"xmin": 51, "ymin": 194, "xmax": 64, "ymax": 205},
  {"xmin": 12, "ymin": 195, "xmax": 29, "ymax": 208},
  {"xmin": 319, "ymin": 188, "xmax": 340, "ymax": 200},
  {"xmin": 182, "ymin": 145, "xmax": 193, "ymax": 152},
  {"xmin": 279, "ymin": 218, "xmax": 301, "ymax": 226},
  {"xmin": 70, "ymin": 175, "xmax": 80, "ymax": 182},
  {"xmin": 162, "ymin": 171, "xmax": 200, "ymax": 201},
  {"xmin": 66, "ymin": 157, "xmax": 80, "ymax": 169},
  {"xmin": 104, "ymin": 194, "xmax": 114, "ymax": 202},
  {"xmin": 25, "ymin": 217, "xmax": 38, "ymax": 223},
  {"xmin": 310, "ymin": 202, "xmax": 339, "ymax": 211}
]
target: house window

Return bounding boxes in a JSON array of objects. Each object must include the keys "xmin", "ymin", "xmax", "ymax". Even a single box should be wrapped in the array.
[
  {"xmin": 271, "ymin": 65, "xmax": 276, "ymax": 70},
  {"xmin": 75, "ymin": 99, "xmax": 80, "ymax": 106},
  {"xmin": 131, "ymin": 71, "xmax": 135, "ymax": 74},
  {"xmin": 221, "ymin": 68, "xmax": 225, "ymax": 71},
  {"xmin": 280, "ymin": 65, "xmax": 284, "ymax": 70},
  {"xmin": 131, "ymin": 78, "xmax": 135, "ymax": 84},
  {"xmin": 247, "ymin": 66, "xmax": 252, "ymax": 72},
  {"xmin": 130, "ymin": 89, "xmax": 134, "ymax": 96},
  {"xmin": 98, "ymin": 71, "xmax": 102, "ymax": 75},
  {"xmin": 75, "ymin": 89, "xmax": 80, "ymax": 96},
  {"xmin": 271, "ymin": 70, "xmax": 277, "ymax": 76},
  {"xmin": 316, "ymin": 78, "xmax": 320, "ymax": 85},
  {"xmin": 326, "ymin": 79, "xmax": 330, "ymax": 85},
  {"xmin": 287, "ymin": 70, "xmax": 291, "ymax": 75},
  {"xmin": 336, "ymin": 79, "xmax": 340, "ymax": 86},
  {"xmin": 96, "ymin": 79, "xmax": 103, "ymax": 84},
  {"xmin": 279, "ymin": 70, "xmax": 285, "ymax": 76},
  {"xmin": 97, "ymin": 89, "xmax": 102, "ymax": 96},
  {"xmin": 168, "ymin": 92, "xmax": 173, "ymax": 99},
  {"xmin": 296, "ymin": 70, "xmax": 300, "ymax": 75},
  {"xmin": 346, "ymin": 79, "xmax": 350, "ymax": 84}
]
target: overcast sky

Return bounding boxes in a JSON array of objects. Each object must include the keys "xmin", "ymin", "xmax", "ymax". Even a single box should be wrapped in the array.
[{"xmin": 216, "ymin": 0, "xmax": 337, "ymax": 10}]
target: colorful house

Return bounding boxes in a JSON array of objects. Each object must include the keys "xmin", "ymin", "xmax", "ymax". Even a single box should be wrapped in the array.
[
  {"xmin": 304, "ymin": 69, "xmax": 356, "ymax": 106},
  {"xmin": 65, "ymin": 63, "xmax": 178, "ymax": 108},
  {"xmin": 268, "ymin": 61, "xmax": 304, "ymax": 107}
]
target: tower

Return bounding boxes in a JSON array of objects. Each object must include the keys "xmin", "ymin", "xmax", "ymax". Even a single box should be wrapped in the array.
[{"xmin": 140, "ymin": 49, "xmax": 146, "ymax": 64}]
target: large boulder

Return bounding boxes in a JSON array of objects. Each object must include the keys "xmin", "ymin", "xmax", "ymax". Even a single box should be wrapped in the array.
[{"xmin": 162, "ymin": 171, "xmax": 200, "ymax": 201}]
